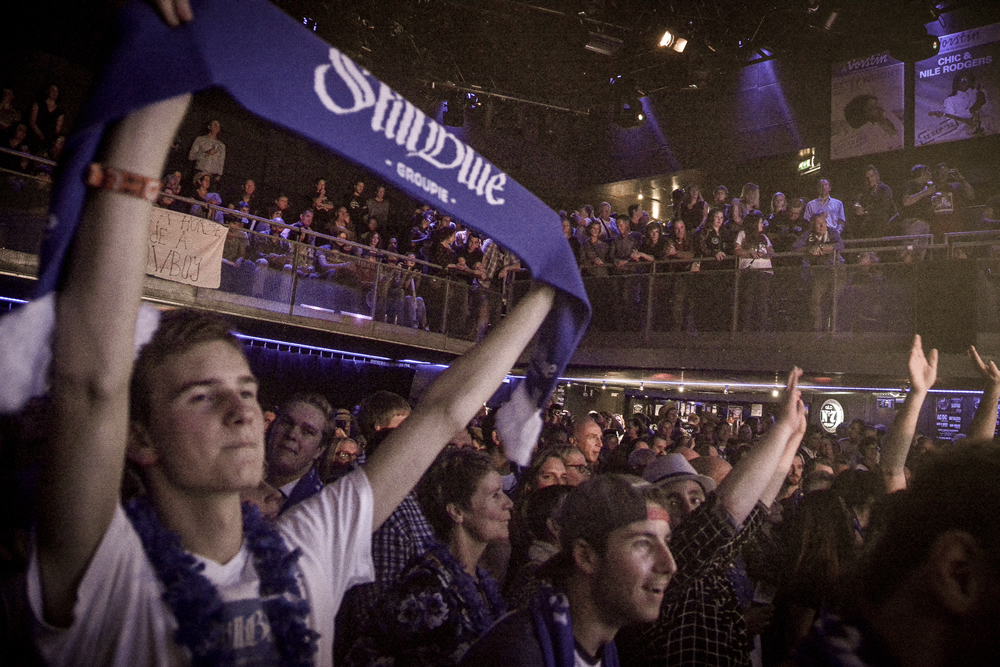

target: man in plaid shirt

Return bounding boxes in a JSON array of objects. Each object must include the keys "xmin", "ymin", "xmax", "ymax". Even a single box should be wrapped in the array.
[
  {"xmin": 334, "ymin": 392, "xmax": 436, "ymax": 661},
  {"xmin": 618, "ymin": 370, "xmax": 808, "ymax": 666}
]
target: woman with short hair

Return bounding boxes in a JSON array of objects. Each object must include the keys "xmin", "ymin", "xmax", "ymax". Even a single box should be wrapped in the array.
[{"xmin": 347, "ymin": 449, "xmax": 512, "ymax": 666}]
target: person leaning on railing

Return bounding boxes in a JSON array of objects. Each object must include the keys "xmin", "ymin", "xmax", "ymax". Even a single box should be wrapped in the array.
[{"xmin": 792, "ymin": 212, "xmax": 844, "ymax": 333}]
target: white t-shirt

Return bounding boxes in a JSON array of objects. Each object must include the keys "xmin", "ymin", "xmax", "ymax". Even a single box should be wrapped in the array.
[
  {"xmin": 28, "ymin": 468, "xmax": 374, "ymax": 666},
  {"xmin": 735, "ymin": 231, "xmax": 773, "ymax": 272},
  {"xmin": 188, "ymin": 135, "xmax": 226, "ymax": 176}
]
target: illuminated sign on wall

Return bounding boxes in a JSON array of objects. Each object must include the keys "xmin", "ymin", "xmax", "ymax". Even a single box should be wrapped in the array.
[{"xmin": 819, "ymin": 398, "xmax": 845, "ymax": 433}]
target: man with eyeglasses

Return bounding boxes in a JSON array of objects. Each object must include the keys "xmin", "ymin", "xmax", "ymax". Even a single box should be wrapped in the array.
[{"xmin": 561, "ymin": 448, "xmax": 592, "ymax": 487}]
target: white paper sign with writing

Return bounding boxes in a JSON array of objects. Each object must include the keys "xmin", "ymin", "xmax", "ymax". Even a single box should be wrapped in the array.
[{"xmin": 146, "ymin": 208, "xmax": 226, "ymax": 288}]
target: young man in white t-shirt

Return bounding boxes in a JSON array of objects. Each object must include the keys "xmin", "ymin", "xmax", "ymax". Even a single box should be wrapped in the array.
[{"xmin": 29, "ymin": 92, "xmax": 555, "ymax": 666}]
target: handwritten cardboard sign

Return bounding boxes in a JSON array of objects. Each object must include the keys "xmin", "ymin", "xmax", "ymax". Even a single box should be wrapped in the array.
[{"xmin": 146, "ymin": 208, "xmax": 226, "ymax": 288}]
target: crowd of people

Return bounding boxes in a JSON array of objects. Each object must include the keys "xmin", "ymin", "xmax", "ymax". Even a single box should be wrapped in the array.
[
  {"xmin": 562, "ymin": 167, "xmax": 998, "ymax": 333},
  {"xmin": 6, "ymin": 4, "xmax": 1000, "ymax": 666},
  {"xmin": 149, "ymin": 152, "xmax": 996, "ymax": 338},
  {"xmin": 0, "ymin": 83, "xmax": 68, "ymax": 180},
  {"xmin": 154, "ymin": 157, "xmax": 523, "ymax": 338},
  {"xmin": 164, "ymin": 333, "xmax": 1000, "ymax": 667},
  {"xmin": 5, "ymin": 75, "xmax": 998, "ymax": 337},
  {"xmin": 13, "ymin": 258, "xmax": 1000, "ymax": 667}
]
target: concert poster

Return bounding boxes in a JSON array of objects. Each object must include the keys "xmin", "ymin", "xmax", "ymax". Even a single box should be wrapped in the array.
[
  {"xmin": 830, "ymin": 52, "xmax": 905, "ymax": 160},
  {"xmin": 915, "ymin": 22, "xmax": 1000, "ymax": 147},
  {"xmin": 934, "ymin": 395, "xmax": 964, "ymax": 441}
]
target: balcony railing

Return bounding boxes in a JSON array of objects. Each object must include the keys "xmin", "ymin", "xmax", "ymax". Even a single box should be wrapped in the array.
[
  {"xmin": 0, "ymin": 166, "xmax": 505, "ymax": 347},
  {"xmin": 508, "ymin": 233, "xmax": 1000, "ymax": 349},
  {"xmin": 4, "ymin": 160, "xmax": 999, "ymax": 356}
]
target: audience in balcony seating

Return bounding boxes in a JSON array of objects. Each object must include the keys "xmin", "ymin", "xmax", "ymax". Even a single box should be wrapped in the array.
[
  {"xmin": 8, "ymin": 72, "xmax": 1000, "ymax": 343},
  {"xmin": 804, "ymin": 178, "xmax": 847, "ymax": 234},
  {"xmin": 0, "ymin": 87, "xmax": 22, "ymax": 133},
  {"xmin": 1, "ymin": 123, "xmax": 31, "ymax": 173},
  {"xmin": 734, "ymin": 210, "xmax": 774, "ymax": 331},
  {"xmin": 854, "ymin": 165, "xmax": 898, "ymax": 239},
  {"xmin": 8, "ymin": 200, "xmax": 999, "ymax": 667},
  {"xmin": 580, "ymin": 220, "xmax": 611, "ymax": 277},
  {"xmin": 680, "ymin": 184, "xmax": 709, "ymax": 230}
]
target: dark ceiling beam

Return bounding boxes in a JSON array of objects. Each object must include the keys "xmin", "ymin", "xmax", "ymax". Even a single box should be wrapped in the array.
[{"xmin": 428, "ymin": 81, "xmax": 592, "ymax": 114}]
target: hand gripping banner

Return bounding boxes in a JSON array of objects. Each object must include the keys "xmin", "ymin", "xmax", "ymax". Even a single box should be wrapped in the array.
[{"xmin": 0, "ymin": 0, "xmax": 591, "ymax": 459}]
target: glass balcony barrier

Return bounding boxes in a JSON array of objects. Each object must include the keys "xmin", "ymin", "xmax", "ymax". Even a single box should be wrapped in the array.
[{"xmin": 0, "ymin": 162, "xmax": 494, "ymax": 343}]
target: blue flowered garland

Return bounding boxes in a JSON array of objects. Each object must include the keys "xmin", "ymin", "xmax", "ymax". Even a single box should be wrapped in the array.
[
  {"xmin": 125, "ymin": 498, "xmax": 319, "ymax": 666},
  {"xmin": 425, "ymin": 540, "xmax": 506, "ymax": 635}
]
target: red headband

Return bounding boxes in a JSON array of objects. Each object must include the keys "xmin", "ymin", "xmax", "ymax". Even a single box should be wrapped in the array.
[{"xmin": 647, "ymin": 505, "xmax": 671, "ymax": 524}]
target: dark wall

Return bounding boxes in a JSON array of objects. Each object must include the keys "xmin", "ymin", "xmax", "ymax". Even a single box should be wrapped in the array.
[
  {"xmin": 7, "ymin": 5, "xmax": 1000, "ymax": 219},
  {"xmin": 244, "ymin": 345, "xmax": 416, "ymax": 413}
]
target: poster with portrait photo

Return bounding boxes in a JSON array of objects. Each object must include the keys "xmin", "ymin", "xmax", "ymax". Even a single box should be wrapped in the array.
[
  {"xmin": 915, "ymin": 23, "xmax": 1000, "ymax": 146},
  {"xmin": 831, "ymin": 52, "xmax": 905, "ymax": 160}
]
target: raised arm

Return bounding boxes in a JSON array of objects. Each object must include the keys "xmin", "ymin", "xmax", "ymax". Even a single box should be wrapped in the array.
[
  {"xmin": 952, "ymin": 168, "xmax": 975, "ymax": 201},
  {"xmin": 37, "ymin": 95, "xmax": 192, "ymax": 626},
  {"xmin": 153, "ymin": 0, "xmax": 194, "ymax": 26},
  {"xmin": 968, "ymin": 345, "xmax": 1000, "ymax": 441},
  {"xmin": 364, "ymin": 283, "xmax": 555, "ymax": 529},
  {"xmin": 882, "ymin": 335, "xmax": 937, "ymax": 493},
  {"xmin": 760, "ymin": 402, "xmax": 808, "ymax": 507},
  {"xmin": 903, "ymin": 184, "xmax": 931, "ymax": 208},
  {"xmin": 717, "ymin": 368, "xmax": 806, "ymax": 523}
]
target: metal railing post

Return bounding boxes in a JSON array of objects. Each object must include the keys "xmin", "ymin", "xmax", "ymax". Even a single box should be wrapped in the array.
[
  {"xmin": 644, "ymin": 263, "xmax": 656, "ymax": 342},
  {"xmin": 441, "ymin": 279, "xmax": 451, "ymax": 334},
  {"xmin": 371, "ymin": 261, "xmax": 381, "ymax": 321},
  {"xmin": 288, "ymin": 246, "xmax": 302, "ymax": 317},
  {"xmin": 730, "ymin": 260, "xmax": 740, "ymax": 336},
  {"xmin": 830, "ymin": 250, "xmax": 840, "ymax": 333}
]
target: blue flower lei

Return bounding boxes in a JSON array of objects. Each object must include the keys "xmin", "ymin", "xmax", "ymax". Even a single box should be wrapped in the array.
[
  {"xmin": 425, "ymin": 539, "xmax": 506, "ymax": 635},
  {"xmin": 125, "ymin": 498, "xmax": 319, "ymax": 667}
]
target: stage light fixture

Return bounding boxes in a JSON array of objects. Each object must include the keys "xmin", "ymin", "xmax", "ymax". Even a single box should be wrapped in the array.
[
  {"xmin": 658, "ymin": 30, "xmax": 688, "ymax": 53},
  {"xmin": 614, "ymin": 96, "xmax": 645, "ymax": 128},
  {"xmin": 586, "ymin": 32, "xmax": 625, "ymax": 56}
]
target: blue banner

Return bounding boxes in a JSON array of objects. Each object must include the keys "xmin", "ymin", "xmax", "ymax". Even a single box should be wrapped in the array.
[{"xmin": 26, "ymin": 0, "xmax": 591, "ymax": 416}]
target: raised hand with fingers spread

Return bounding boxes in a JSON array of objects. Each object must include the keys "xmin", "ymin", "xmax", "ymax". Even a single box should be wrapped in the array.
[
  {"xmin": 968, "ymin": 345, "xmax": 1000, "ymax": 441},
  {"xmin": 882, "ymin": 335, "xmax": 938, "ymax": 492},
  {"xmin": 908, "ymin": 333, "xmax": 938, "ymax": 394}
]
